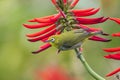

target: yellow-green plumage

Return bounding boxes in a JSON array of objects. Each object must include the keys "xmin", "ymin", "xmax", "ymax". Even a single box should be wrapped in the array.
[{"xmin": 48, "ymin": 29, "xmax": 100, "ymax": 51}]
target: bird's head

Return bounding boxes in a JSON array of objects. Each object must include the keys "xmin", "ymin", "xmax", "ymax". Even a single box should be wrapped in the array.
[
  {"xmin": 45, "ymin": 35, "xmax": 58, "ymax": 43},
  {"xmin": 45, "ymin": 35, "xmax": 60, "ymax": 48}
]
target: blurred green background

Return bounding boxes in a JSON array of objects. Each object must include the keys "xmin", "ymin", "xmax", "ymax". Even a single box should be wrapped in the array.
[{"xmin": 0, "ymin": 0, "xmax": 120, "ymax": 80}]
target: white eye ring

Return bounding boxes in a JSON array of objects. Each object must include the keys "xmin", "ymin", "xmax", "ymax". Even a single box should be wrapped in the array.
[{"xmin": 51, "ymin": 38, "xmax": 55, "ymax": 42}]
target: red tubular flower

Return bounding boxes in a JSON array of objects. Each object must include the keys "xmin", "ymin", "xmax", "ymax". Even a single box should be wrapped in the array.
[
  {"xmin": 77, "ymin": 24, "xmax": 102, "ymax": 32},
  {"xmin": 109, "ymin": 17, "xmax": 120, "ymax": 24},
  {"xmin": 26, "ymin": 24, "xmax": 56, "ymax": 37},
  {"xmin": 104, "ymin": 52, "xmax": 120, "ymax": 60},
  {"xmin": 76, "ymin": 17, "xmax": 108, "ymax": 25},
  {"xmin": 32, "ymin": 43, "xmax": 51, "ymax": 54},
  {"xmin": 51, "ymin": 0, "xmax": 57, "ymax": 5},
  {"xmin": 63, "ymin": 0, "xmax": 67, "ymax": 4},
  {"xmin": 24, "ymin": 0, "xmax": 119, "ymax": 54},
  {"xmin": 35, "ymin": 13, "xmax": 61, "ymax": 23},
  {"xmin": 89, "ymin": 36, "xmax": 111, "ymax": 42},
  {"xmin": 23, "ymin": 23, "xmax": 54, "ymax": 29},
  {"xmin": 103, "ymin": 47, "xmax": 120, "ymax": 52},
  {"xmin": 28, "ymin": 15, "xmax": 55, "ymax": 22},
  {"xmin": 28, "ymin": 29, "xmax": 57, "ymax": 42},
  {"xmin": 35, "ymin": 66, "xmax": 75, "ymax": 80},
  {"xmin": 71, "ymin": 8, "xmax": 100, "ymax": 17},
  {"xmin": 106, "ymin": 68, "xmax": 120, "ymax": 77},
  {"xmin": 112, "ymin": 32, "xmax": 120, "ymax": 37},
  {"xmin": 70, "ymin": 0, "xmax": 79, "ymax": 8}
]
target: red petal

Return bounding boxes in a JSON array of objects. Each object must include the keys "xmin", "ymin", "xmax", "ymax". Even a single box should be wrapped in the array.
[
  {"xmin": 28, "ymin": 19, "xmax": 36, "ymax": 22},
  {"xmin": 89, "ymin": 36, "xmax": 111, "ymax": 42},
  {"xmin": 71, "ymin": 8, "xmax": 94, "ymax": 13},
  {"xmin": 32, "ymin": 43, "xmax": 51, "ymax": 54},
  {"xmin": 109, "ymin": 18, "xmax": 120, "ymax": 24},
  {"xmin": 23, "ymin": 22, "xmax": 54, "ymax": 29},
  {"xmin": 26, "ymin": 24, "xmax": 56, "ymax": 37},
  {"xmin": 106, "ymin": 68, "xmax": 120, "ymax": 77},
  {"xmin": 28, "ymin": 29, "xmax": 57, "ymax": 42},
  {"xmin": 41, "ymin": 37, "xmax": 49, "ymax": 42},
  {"xmin": 41, "ymin": 30, "xmax": 61, "ymax": 42},
  {"xmin": 59, "ymin": 9, "xmax": 66, "ymax": 18},
  {"xmin": 70, "ymin": 0, "xmax": 79, "ymax": 8},
  {"xmin": 104, "ymin": 52, "xmax": 120, "ymax": 60},
  {"xmin": 38, "ymin": 66, "xmax": 71, "ymax": 80},
  {"xmin": 56, "ymin": 30, "xmax": 61, "ymax": 34},
  {"xmin": 72, "ymin": 8, "xmax": 100, "ymax": 17},
  {"xmin": 51, "ymin": 0, "xmax": 57, "ymax": 5},
  {"xmin": 76, "ymin": 17, "xmax": 108, "ymax": 24},
  {"xmin": 28, "ymin": 15, "xmax": 54, "ymax": 22},
  {"xmin": 78, "ymin": 24, "xmax": 101, "ymax": 32},
  {"xmin": 103, "ymin": 47, "xmax": 120, "ymax": 52},
  {"xmin": 112, "ymin": 32, "xmax": 120, "ymax": 37},
  {"xmin": 63, "ymin": 0, "xmax": 67, "ymax": 4},
  {"xmin": 35, "ymin": 13, "xmax": 61, "ymax": 23},
  {"xmin": 34, "ymin": 18, "xmax": 53, "ymax": 23}
]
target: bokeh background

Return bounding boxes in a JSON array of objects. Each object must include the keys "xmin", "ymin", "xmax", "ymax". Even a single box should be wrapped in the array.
[{"xmin": 0, "ymin": 0, "xmax": 120, "ymax": 80}]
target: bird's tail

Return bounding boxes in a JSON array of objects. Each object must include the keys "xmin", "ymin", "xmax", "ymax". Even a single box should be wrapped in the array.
[{"xmin": 91, "ymin": 30, "xmax": 103, "ymax": 35}]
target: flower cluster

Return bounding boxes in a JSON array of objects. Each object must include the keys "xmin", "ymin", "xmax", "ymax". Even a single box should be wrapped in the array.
[
  {"xmin": 23, "ymin": 0, "xmax": 118, "ymax": 54},
  {"xmin": 103, "ymin": 18, "xmax": 120, "ymax": 77}
]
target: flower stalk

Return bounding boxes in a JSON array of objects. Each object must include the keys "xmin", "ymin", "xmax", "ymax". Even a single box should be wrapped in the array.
[{"xmin": 74, "ymin": 48, "xmax": 106, "ymax": 80}]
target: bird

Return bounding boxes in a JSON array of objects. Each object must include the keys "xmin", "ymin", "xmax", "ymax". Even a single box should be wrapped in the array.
[{"xmin": 46, "ymin": 29, "xmax": 102, "ymax": 53}]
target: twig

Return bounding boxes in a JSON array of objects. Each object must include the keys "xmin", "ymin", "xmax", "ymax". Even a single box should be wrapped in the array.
[{"xmin": 74, "ymin": 48, "xmax": 106, "ymax": 80}]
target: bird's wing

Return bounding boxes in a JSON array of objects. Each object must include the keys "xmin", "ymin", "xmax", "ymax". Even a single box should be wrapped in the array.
[
  {"xmin": 70, "ymin": 42, "xmax": 82, "ymax": 49},
  {"xmin": 73, "ymin": 29, "xmax": 85, "ymax": 33},
  {"xmin": 59, "ymin": 43, "xmax": 73, "ymax": 50}
]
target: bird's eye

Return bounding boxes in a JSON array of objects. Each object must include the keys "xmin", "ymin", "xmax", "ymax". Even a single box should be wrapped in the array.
[{"xmin": 51, "ymin": 38, "xmax": 55, "ymax": 42}]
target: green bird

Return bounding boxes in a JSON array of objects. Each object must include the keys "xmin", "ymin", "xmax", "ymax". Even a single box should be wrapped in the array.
[{"xmin": 46, "ymin": 29, "xmax": 101, "ymax": 53}]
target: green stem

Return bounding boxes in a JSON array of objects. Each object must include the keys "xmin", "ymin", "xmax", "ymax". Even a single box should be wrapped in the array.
[{"xmin": 74, "ymin": 48, "xmax": 106, "ymax": 80}]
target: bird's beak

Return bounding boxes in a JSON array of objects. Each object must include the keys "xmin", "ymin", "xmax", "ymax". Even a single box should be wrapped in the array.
[{"xmin": 44, "ymin": 39, "xmax": 52, "ymax": 43}]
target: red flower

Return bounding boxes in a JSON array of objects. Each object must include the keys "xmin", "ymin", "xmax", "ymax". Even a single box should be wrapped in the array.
[
  {"xmin": 104, "ymin": 52, "xmax": 120, "ymax": 60},
  {"xmin": 109, "ymin": 18, "xmax": 120, "ymax": 24},
  {"xmin": 23, "ymin": 0, "xmax": 118, "ymax": 54},
  {"xmin": 34, "ymin": 66, "xmax": 76, "ymax": 80},
  {"xmin": 89, "ymin": 36, "xmax": 111, "ymax": 42},
  {"xmin": 112, "ymin": 32, "xmax": 120, "ymax": 37},
  {"xmin": 106, "ymin": 68, "xmax": 120, "ymax": 77},
  {"xmin": 103, "ymin": 47, "xmax": 120, "ymax": 53}
]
